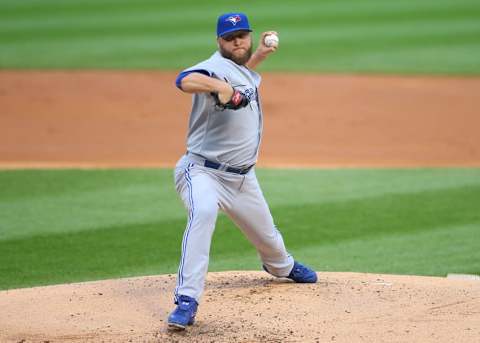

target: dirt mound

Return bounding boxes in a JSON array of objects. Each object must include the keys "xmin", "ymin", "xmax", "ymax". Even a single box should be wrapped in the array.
[{"xmin": 1, "ymin": 271, "xmax": 479, "ymax": 342}]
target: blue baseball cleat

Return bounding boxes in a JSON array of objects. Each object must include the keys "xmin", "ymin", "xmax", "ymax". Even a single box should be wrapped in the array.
[
  {"xmin": 167, "ymin": 295, "xmax": 198, "ymax": 330},
  {"xmin": 263, "ymin": 261, "xmax": 318, "ymax": 283},
  {"xmin": 287, "ymin": 261, "xmax": 318, "ymax": 283}
]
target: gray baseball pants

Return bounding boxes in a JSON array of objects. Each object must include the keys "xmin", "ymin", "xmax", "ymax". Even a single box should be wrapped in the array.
[{"xmin": 173, "ymin": 154, "xmax": 294, "ymax": 302}]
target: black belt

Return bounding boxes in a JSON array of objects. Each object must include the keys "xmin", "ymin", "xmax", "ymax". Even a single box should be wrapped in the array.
[{"xmin": 204, "ymin": 159, "xmax": 254, "ymax": 175}]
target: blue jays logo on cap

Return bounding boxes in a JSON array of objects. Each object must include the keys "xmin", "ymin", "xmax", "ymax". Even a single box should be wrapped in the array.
[
  {"xmin": 217, "ymin": 12, "xmax": 252, "ymax": 38},
  {"xmin": 226, "ymin": 15, "xmax": 242, "ymax": 26}
]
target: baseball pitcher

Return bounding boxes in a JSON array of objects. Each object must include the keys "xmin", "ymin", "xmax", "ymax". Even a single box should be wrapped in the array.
[{"xmin": 168, "ymin": 12, "xmax": 317, "ymax": 330}]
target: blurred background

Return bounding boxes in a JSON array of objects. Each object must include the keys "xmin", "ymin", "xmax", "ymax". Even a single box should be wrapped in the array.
[{"xmin": 1, "ymin": 0, "xmax": 479, "ymax": 73}]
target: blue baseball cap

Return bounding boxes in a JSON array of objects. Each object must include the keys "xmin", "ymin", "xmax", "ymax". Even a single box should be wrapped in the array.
[{"xmin": 217, "ymin": 12, "xmax": 252, "ymax": 38}]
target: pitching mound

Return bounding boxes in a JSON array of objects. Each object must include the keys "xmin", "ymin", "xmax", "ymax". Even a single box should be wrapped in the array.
[{"xmin": 1, "ymin": 272, "xmax": 479, "ymax": 342}]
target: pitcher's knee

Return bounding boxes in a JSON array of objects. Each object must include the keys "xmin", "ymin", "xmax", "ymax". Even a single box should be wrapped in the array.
[{"xmin": 192, "ymin": 201, "xmax": 218, "ymax": 222}]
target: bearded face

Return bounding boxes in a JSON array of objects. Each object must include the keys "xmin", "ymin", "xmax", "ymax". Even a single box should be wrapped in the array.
[{"xmin": 218, "ymin": 31, "xmax": 253, "ymax": 66}]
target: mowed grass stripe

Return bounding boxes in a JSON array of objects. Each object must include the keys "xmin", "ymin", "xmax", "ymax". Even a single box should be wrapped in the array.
[
  {"xmin": 0, "ymin": 169, "xmax": 182, "ymax": 240},
  {"xmin": 1, "ymin": 0, "xmax": 479, "ymax": 72},
  {"xmin": 3, "ymin": 25, "xmax": 478, "ymax": 71},
  {"xmin": 4, "ymin": 17, "xmax": 479, "ymax": 48},
  {"xmin": 1, "ymin": 0, "xmax": 477, "ymax": 20},
  {"xmin": 273, "ymin": 186, "xmax": 480, "ymax": 246},
  {"xmin": 2, "ymin": 2, "xmax": 478, "ymax": 35},
  {"xmin": 296, "ymin": 223, "xmax": 480, "ymax": 277},
  {"xmin": 323, "ymin": 45, "xmax": 480, "ymax": 74},
  {"xmin": 209, "ymin": 223, "xmax": 480, "ymax": 277},
  {"xmin": 2, "ymin": 168, "xmax": 480, "ymax": 241},
  {"xmin": 1, "ymin": 170, "xmax": 479, "ymax": 290}
]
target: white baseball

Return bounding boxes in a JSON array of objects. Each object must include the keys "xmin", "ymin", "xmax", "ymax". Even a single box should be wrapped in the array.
[{"xmin": 264, "ymin": 34, "xmax": 279, "ymax": 48}]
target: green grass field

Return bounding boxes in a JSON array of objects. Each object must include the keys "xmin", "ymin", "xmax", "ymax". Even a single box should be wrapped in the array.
[
  {"xmin": 1, "ymin": 1, "xmax": 479, "ymax": 290},
  {"xmin": 1, "ymin": 0, "xmax": 480, "ymax": 73},
  {"xmin": 1, "ymin": 168, "xmax": 479, "ymax": 290}
]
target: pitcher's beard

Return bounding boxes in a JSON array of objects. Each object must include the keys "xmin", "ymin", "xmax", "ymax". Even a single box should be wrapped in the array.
[{"xmin": 219, "ymin": 45, "xmax": 253, "ymax": 66}]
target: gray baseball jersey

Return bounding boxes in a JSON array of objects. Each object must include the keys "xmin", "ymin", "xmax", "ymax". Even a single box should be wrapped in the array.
[
  {"xmin": 168, "ymin": 14, "xmax": 317, "ymax": 329},
  {"xmin": 173, "ymin": 51, "xmax": 294, "ymax": 304},
  {"xmin": 182, "ymin": 51, "xmax": 263, "ymax": 168}
]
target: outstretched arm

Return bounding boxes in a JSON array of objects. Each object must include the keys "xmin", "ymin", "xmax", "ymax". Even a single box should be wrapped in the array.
[
  {"xmin": 246, "ymin": 31, "xmax": 278, "ymax": 70},
  {"xmin": 180, "ymin": 72, "xmax": 234, "ymax": 104}
]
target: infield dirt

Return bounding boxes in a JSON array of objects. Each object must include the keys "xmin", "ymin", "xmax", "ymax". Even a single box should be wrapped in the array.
[
  {"xmin": 1, "ymin": 71, "xmax": 479, "ymax": 168},
  {"xmin": 1, "ymin": 71, "xmax": 479, "ymax": 342}
]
